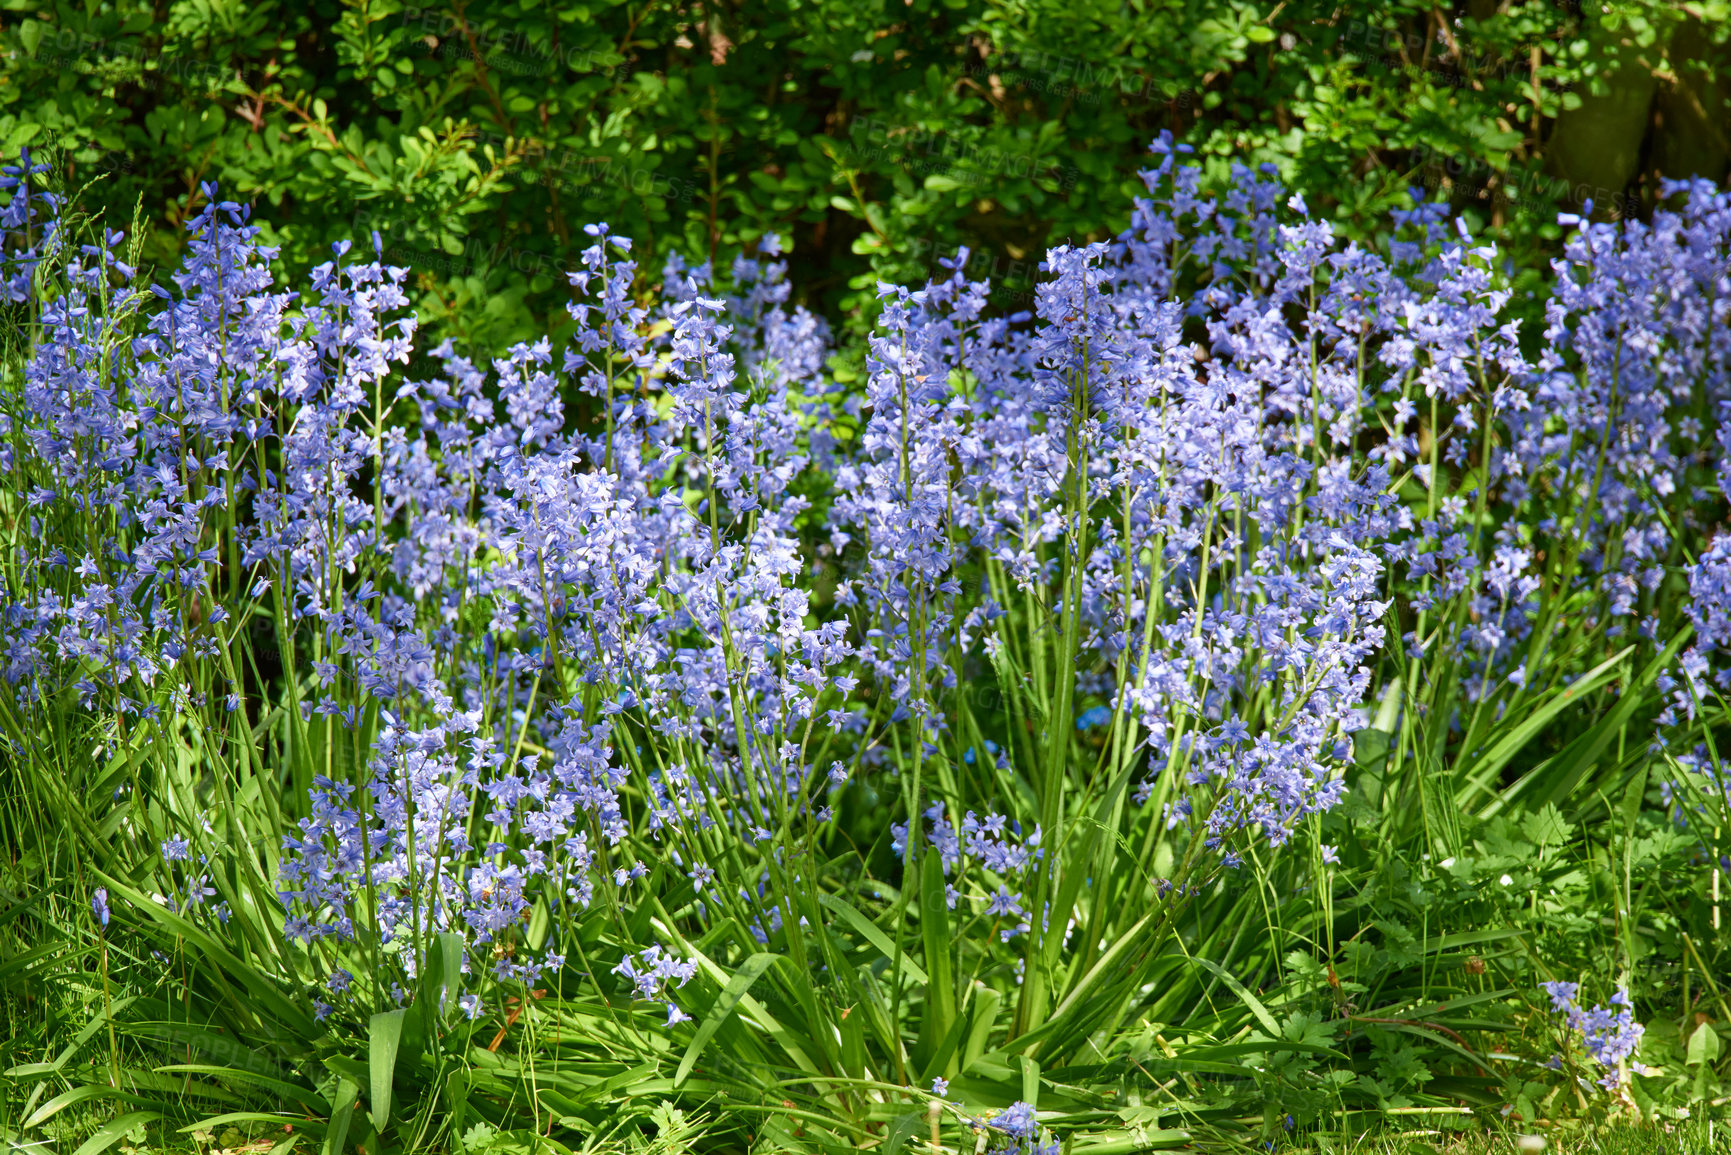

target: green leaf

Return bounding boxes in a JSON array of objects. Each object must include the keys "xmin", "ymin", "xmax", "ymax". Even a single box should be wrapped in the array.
[
  {"xmin": 1687, "ymin": 1021, "xmax": 1721, "ymax": 1066},
  {"xmin": 153, "ymin": 1067, "xmax": 326, "ymax": 1112},
  {"xmin": 26, "ymin": 1084, "xmax": 155, "ymax": 1130},
  {"xmin": 1373, "ymin": 676, "xmax": 1402, "ymax": 733},
  {"xmin": 0, "ymin": 940, "xmax": 57, "ymax": 984},
  {"xmin": 917, "ymin": 999, "xmax": 971, "ymax": 1084},
  {"xmin": 1019, "ymin": 1053, "xmax": 1041, "ymax": 1108},
  {"xmin": 1463, "ymin": 645, "xmax": 1631, "ymax": 805},
  {"xmin": 674, "ymin": 952, "xmax": 780, "ymax": 1087},
  {"xmin": 1520, "ymin": 803, "xmax": 1571, "ymax": 848},
  {"xmin": 1620, "ymin": 761, "xmax": 1648, "ymax": 833},
  {"xmin": 96, "ymin": 878, "xmax": 315, "ymax": 1040},
  {"xmin": 1530, "ymin": 633, "xmax": 1689, "ymax": 811},
  {"xmin": 818, "ymin": 892, "xmax": 928, "ymax": 985},
  {"xmin": 178, "ymin": 1112, "xmax": 312, "ymax": 1133},
  {"xmin": 653, "ymin": 926, "xmax": 821, "ymax": 1076},
  {"xmin": 1047, "ymin": 911, "xmax": 1151, "ymax": 1030},
  {"xmin": 72, "ymin": 1112, "xmax": 163, "ymax": 1155},
  {"xmin": 325, "ymin": 1077, "xmax": 358, "ymax": 1155},
  {"xmin": 1191, "ymin": 958, "xmax": 1280, "ymax": 1037},
  {"xmin": 525, "ymin": 898, "xmax": 550, "ymax": 951},
  {"xmin": 882, "ymin": 1110, "xmax": 922, "ymax": 1155},
  {"xmin": 963, "ymin": 985, "xmax": 1003, "ymax": 1071},
  {"xmin": 425, "ymin": 931, "xmax": 467, "ymax": 1015},
  {"xmin": 918, "ymin": 850, "xmax": 956, "ymax": 1057},
  {"xmin": 10, "ymin": 995, "xmax": 139, "ymax": 1082},
  {"xmin": 369, "ymin": 1009, "xmax": 406, "ymax": 1131}
]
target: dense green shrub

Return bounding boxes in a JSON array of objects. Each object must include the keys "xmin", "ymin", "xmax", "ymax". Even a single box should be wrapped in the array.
[{"xmin": 1, "ymin": 0, "xmax": 1727, "ymax": 350}]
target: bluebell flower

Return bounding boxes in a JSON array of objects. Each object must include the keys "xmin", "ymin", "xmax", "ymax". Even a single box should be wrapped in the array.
[
  {"xmin": 1542, "ymin": 983, "xmax": 1644, "ymax": 1089},
  {"xmin": 1075, "ymin": 706, "xmax": 1112, "ymax": 730},
  {"xmin": 986, "ymin": 1101, "xmax": 1037, "ymax": 1139}
]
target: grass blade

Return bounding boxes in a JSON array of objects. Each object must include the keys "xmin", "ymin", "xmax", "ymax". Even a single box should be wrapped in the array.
[{"xmin": 674, "ymin": 952, "xmax": 780, "ymax": 1087}]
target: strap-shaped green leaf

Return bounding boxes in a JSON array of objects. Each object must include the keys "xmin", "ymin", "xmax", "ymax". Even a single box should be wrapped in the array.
[
  {"xmin": 1461, "ymin": 644, "xmax": 1632, "ymax": 805},
  {"xmin": 325, "ymin": 1077, "xmax": 358, "ymax": 1155},
  {"xmin": 818, "ymin": 892, "xmax": 928, "ymax": 984},
  {"xmin": 25, "ymin": 1083, "xmax": 154, "ymax": 1131},
  {"xmin": 918, "ymin": 850, "xmax": 955, "ymax": 1054},
  {"xmin": 674, "ymin": 952, "xmax": 779, "ymax": 1087},
  {"xmin": 428, "ymin": 931, "xmax": 466, "ymax": 1014},
  {"xmin": 369, "ymin": 1008, "xmax": 406, "ymax": 1131},
  {"xmin": 1190, "ymin": 958, "xmax": 1280, "ymax": 1037},
  {"xmin": 71, "ymin": 1111, "xmax": 163, "ymax": 1155}
]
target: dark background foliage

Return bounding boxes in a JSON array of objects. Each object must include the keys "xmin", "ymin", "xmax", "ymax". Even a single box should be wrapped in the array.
[{"xmin": 1, "ymin": 1, "xmax": 1727, "ymax": 339}]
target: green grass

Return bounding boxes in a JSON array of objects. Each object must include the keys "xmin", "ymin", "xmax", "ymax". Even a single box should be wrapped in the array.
[{"xmin": 1344, "ymin": 1117, "xmax": 1731, "ymax": 1155}]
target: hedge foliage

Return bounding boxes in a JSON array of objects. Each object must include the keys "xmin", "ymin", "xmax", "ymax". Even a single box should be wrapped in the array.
[{"xmin": 2, "ymin": 0, "xmax": 1728, "ymax": 347}]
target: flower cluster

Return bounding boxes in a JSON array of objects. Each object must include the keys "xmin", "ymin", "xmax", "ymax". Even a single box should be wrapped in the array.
[
  {"xmin": 615, "ymin": 946, "xmax": 699, "ymax": 1025},
  {"xmin": 973, "ymin": 1100, "xmax": 1058, "ymax": 1154},
  {"xmin": 1541, "ymin": 982, "xmax": 1645, "ymax": 1090},
  {"xmin": 0, "ymin": 149, "xmax": 62, "ymax": 306}
]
